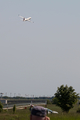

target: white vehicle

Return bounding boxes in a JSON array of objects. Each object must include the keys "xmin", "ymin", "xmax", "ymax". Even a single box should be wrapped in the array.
[{"xmin": 18, "ymin": 15, "xmax": 34, "ymax": 23}]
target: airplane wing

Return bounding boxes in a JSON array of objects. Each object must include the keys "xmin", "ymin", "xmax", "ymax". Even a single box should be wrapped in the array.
[
  {"xmin": 18, "ymin": 14, "xmax": 24, "ymax": 18},
  {"xmin": 27, "ymin": 20, "xmax": 34, "ymax": 23},
  {"xmin": 52, "ymin": 111, "xmax": 58, "ymax": 114},
  {"xmin": 45, "ymin": 108, "xmax": 58, "ymax": 114}
]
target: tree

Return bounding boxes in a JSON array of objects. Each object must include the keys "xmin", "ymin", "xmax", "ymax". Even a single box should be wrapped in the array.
[
  {"xmin": 13, "ymin": 105, "xmax": 16, "ymax": 113},
  {"xmin": 54, "ymin": 85, "xmax": 78, "ymax": 112},
  {"xmin": 0, "ymin": 102, "xmax": 3, "ymax": 112},
  {"xmin": 47, "ymin": 99, "xmax": 52, "ymax": 104},
  {"xmin": 52, "ymin": 97, "xmax": 58, "ymax": 104}
]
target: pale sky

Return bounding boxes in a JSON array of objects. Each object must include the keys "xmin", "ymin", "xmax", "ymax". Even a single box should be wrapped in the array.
[{"xmin": 0, "ymin": 0, "xmax": 80, "ymax": 97}]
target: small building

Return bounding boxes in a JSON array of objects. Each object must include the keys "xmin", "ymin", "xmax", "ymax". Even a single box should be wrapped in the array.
[{"xmin": 0, "ymin": 100, "xmax": 7, "ymax": 104}]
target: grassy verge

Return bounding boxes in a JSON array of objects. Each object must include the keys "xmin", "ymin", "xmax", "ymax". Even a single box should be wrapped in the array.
[{"xmin": 0, "ymin": 104, "xmax": 80, "ymax": 120}]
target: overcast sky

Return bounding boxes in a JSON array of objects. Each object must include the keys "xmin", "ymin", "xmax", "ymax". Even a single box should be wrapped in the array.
[{"xmin": 0, "ymin": 0, "xmax": 80, "ymax": 97}]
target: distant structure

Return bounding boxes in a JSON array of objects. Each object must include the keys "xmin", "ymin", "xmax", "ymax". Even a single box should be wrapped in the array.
[{"xmin": 0, "ymin": 93, "xmax": 3, "ymax": 99}]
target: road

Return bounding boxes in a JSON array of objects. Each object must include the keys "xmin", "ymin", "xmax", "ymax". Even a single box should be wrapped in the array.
[{"xmin": 3, "ymin": 103, "xmax": 46, "ymax": 110}]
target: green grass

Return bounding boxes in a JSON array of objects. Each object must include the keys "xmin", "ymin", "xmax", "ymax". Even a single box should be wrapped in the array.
[
  {"xmin": 0, "ymin": 104, "xmax": 80, "ymax": 120},
  {"xmin": 47, "ymin": 104, "xmax": 80, "ymax": 120}
]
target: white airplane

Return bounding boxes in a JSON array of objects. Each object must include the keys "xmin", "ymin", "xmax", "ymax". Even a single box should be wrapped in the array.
[
  {"xmin": 47, "ymin": 109, "xmax": 58, "ymax": 114},
  {"xmin": 18, "ymin": 15, "xmax": 34, "ymax": 23},
  {"xmin": 29, "ymin": 105, "xmax": 58, "ymax": 114},
  {"xmin": 45, "ymin": 108, "xmax": 58, "ymax": 114}
]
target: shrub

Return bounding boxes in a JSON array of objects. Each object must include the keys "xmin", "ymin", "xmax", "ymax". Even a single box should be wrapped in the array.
[
  {"xmin": 47, "ymin": 100, "xmax": 52, "ymax": 104},
  {"xmin": 13, "ymin": 105, "xmax": 16, "ymax": 113},
  {"xmin": 77, "ymin": 107, "xmax": 80, "ymax": 113},
  {"xmin": 0, "ymin": 102, "xmax": 3, "ymax": 112},
  {"xmin": 3, "ymin": 109, "xmax": 8, "ymax": 112}
]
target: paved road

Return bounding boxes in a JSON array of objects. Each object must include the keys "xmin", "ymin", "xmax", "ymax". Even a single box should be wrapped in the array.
[{"xmin": 3, "ymin": 103, "xmax": 46, "ymax": 109}]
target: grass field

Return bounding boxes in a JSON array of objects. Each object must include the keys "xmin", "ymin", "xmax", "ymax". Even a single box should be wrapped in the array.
[{"xmin": 0, "ymin": 104, "xmax": 80, "ymax": 120}]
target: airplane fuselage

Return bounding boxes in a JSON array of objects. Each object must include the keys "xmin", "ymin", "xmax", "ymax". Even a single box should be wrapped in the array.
[{"xmin": 23, "ymin": 17, "xmax": 31, "ymax": 21}]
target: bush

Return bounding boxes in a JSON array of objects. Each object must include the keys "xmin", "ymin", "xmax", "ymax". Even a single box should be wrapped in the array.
[
  {"xmin": 0, "ymin": 102, "xmax": 3, "ymax": 112},
  {"xmin": 3, "ymin": 109, "xmax": 8, "ymax": 112},
  {"xmin": 77, "ymin": 107, "xmax": 80, "ymax": 113},
  {"xmin": 13, "ymin": 105, "xmax": 16, "ymax": 114},
  {"xmin": 47, "ymin": 100, "xmax": 52, "ymax": 104},
  {"xmin": 0, "ymin": 108, "xmax": 3, "ymax": 112}
]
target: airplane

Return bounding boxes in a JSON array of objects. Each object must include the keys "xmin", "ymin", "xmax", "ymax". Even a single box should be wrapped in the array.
[
  {"xmin": 45, "ymin": 108, "xmax": 58, "ymax": 114},
  {"xmin": 18, "ymin": 14, "xmax": 34, "ymax": 23},
  {"xmin": 29, "ymin": 104, "xmax": 58, "ymax": 114}
]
